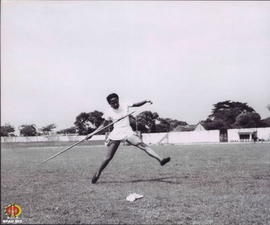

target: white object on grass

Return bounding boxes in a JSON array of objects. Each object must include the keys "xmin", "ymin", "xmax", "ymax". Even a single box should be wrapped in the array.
[{"xmin": 126, "ymin": 193, "xmax": 144, "ymax": 202}]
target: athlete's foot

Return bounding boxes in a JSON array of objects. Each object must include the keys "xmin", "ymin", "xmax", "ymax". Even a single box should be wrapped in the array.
[
  {"xmin": 91, "ymin": 173, "xmax": 100, "ymax": 184},
  {"xmin": 160, "ymin": 157, "xmax": 171, "ymax": 166}
]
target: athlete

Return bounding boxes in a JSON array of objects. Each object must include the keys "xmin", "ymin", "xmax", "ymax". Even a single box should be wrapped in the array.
[{"xmin": 91, "ymin": 93, "xmax": 171, "ymax": 184}]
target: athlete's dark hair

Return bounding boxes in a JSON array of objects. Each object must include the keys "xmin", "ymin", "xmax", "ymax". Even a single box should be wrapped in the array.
[{"xmin": 106, "ymin": 93, "xmax": 119, "ymax": 103}]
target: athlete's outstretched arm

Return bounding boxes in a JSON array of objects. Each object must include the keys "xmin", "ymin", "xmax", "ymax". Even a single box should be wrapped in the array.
[{"xmin": 131, "ymin": 100, "xmax": 152, "ymax": 107}]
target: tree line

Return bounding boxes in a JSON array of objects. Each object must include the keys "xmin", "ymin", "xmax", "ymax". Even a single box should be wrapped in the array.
[{"xmin": 1, "ymin": 100, "xmax": 270, "ymax": 137}]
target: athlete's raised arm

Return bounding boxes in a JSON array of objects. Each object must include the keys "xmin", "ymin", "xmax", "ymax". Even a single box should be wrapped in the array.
[{"xmin": 131, "ymin": 100, "xmax": 152, "ymax": 107}]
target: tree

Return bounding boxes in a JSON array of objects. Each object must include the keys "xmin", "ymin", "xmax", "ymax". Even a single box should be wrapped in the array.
[
  {"xmin": 19, "ymin": 124, "xmax": 38, "ymax": 136},
  {"xmin": 154, "ymin": 118, "xmax": 187, "ymax": 132},
  {"xmin": 202, "ymin": 118, "xmax": 227, "ymax": 130},
  {"xmin": 233, "ymin": 112, "xmax": 261, "ymax": 128},
  {"xmin": 136, "ymin": 111, "xmax": 158, "ymax": 133},
  {"xmin": 135, "ymin": 111, "xmax": 187, "ymax": 133},
  {"xmin": 164, "ymin": 118, "xmax": 187, "ymax": 130},
  {"xmin": 57, "ymin": 126, "xmax": 77, "ymax": 135},
  {"xmin": 74, "ymin": 112, "xmax": 94, "ymax": 135},
  {"xmin": 206, "ymin": 100, "xmax": 257, "ymax": 129},
  {"xmin": 129, "ymin": 115, "xmax": 137, "ymax": 131},
  {"xmin": 74, "ymin": 111, "xmax": 104, "ymax": 135},
  {"xmin": 88, "ymin": 111, "xmax": 104, "ymax": 128},
  {"xmin": 260, "ymin": 117, "xmax": 270, "ymax": 127},
  {"xmin": 0, "ymin": 124, "xmax": 15, "ymax": 136},
  {"xmin": 40, "ymin": 124, "xmax": 56, "ymax": 135},
  {"xmin": 155, "ymin": 118, "xmax": 171, "ymax": 132},
  {"xmin": 255, "ymin": 105, "xmax": 270, "ymax": 127}
]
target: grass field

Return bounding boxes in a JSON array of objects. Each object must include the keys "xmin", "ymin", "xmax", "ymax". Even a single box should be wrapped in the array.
[{"xmin": 1, "ymin": 142, "xmax": 270, "ymax": 225}]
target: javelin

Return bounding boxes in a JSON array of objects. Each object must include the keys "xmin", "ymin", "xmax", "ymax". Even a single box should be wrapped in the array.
[{"xmin": 39, "ymin": 111, "xmax": 136, "ymax": 165}]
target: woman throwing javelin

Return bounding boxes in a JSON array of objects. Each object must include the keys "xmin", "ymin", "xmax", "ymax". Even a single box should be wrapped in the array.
[{"xmin": 91, "ymin": 93, "xmax": 171, "ymax": 184}]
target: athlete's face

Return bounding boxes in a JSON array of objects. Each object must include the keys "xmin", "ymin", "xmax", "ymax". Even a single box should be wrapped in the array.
[{"xmin": 109, "ymin": 97, "xmax": 119, "ymax": 109}]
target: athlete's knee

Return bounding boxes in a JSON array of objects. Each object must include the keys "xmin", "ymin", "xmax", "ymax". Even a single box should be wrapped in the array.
[
  {"xmin": 105, "ymin": 150, "xmax": 116, "ymax": 160},
  {"xmin": 139, "ymin": 142, "xmax": 147, "ymax": 147},
  {"xmin": 126, "ymin": 134, "xmax": 143, "ymax": 146},
  {"xmin": 130, "ymin": 138, "xmax": 144, "ymax": 146},
  {"xmin": 103, "ymin": 153, "xmax": 114, "ymax": 164},
  {"xmin": 104, "ymin": 157, "xmax": 112, "ymax": 163},
  {"xmin": 105, "ymin": 142, "xmax": 119, "ymax": 160},
  {"xmin": 136, "ymin": 142, "xmax": 148, "ymax": 149}
]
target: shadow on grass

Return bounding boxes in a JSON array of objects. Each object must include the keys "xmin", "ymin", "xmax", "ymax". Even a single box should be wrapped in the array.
[{"xmin": 99, "ymin": 176, "xmax": 187, "ymax": 184}]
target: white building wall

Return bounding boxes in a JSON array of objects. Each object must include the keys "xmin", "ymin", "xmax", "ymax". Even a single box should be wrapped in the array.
[
  {"xmin": 228, "ymin": 127, "xmax": 270, "ymax": 142},
  {"xmin": 142, "ymin": 130, "xmax": 220, "ymax": 144},
  {"xmin": 257, "ymin": 127, "xmax": 270, "ymax": 141},
  {"xmin": 170, "ymin": 130, "xmax": 220, "ymax": 144},
  {"xmin": 142, "ymin": 133, "xmax": 169, "ymax": 144},
  {"xmin": 227, "ymin": 129, "xmax": 240, "ymax": 142}
]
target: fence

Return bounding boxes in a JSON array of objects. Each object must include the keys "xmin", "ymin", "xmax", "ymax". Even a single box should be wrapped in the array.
[
  {"xmin": 1, "ymin": 127, "xmax": 270, "ymax": 144},
  {"xmin": 1, "ymin": 130, "xmax": 220, "ymax": 144},
  {"xmin": 1, "ymin": 134, "xmax": 105, "ymax": 143}
]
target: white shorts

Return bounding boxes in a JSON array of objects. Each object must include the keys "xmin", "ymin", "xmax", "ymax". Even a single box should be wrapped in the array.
[
  {"xmin": 105, "ymin": 132, "xmax": 142, "ymax": 146},
  {"xmin": 107, "ymin": 126, "xmax": 134, "ymax": 140}
]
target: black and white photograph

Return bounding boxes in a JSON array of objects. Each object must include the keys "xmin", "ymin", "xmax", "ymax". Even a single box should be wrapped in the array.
[{"xmin": 1, "ymin": 1, "xmax": 270, "ymax": 224}]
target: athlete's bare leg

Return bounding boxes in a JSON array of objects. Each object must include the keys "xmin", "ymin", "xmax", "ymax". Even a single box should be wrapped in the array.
[
  {"xmin": 127, "ymin": 139, "xmax": 170, "ymax": 166},
  {"xmin": 92, "ymin": 140, "xmax": 121, "ymax": 184}
]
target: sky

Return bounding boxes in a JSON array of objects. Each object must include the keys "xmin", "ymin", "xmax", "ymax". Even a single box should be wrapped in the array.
[{"xmin": 1, "ymin": 1, "xmax": 270, "ymax": 133}]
